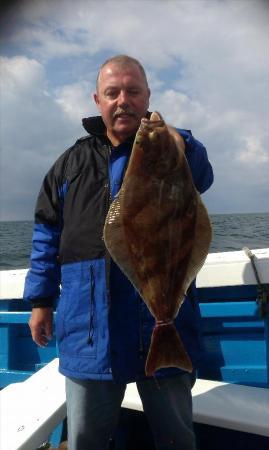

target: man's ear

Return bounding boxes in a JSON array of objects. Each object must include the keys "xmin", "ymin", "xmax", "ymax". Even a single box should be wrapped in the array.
[{"xmin": 93, "ymin": 93, "xmax": 100, "ymax": 109}]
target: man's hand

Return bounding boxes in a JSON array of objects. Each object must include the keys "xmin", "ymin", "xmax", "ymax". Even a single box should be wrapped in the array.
[{"xmin": 29, "ymin": 307, "xmax": 53, "ymax": 347}]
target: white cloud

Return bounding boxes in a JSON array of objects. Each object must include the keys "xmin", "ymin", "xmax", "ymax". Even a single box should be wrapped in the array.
[
  {"xmin": 0, "ymin": 55, "xmax": 85, "ymax": 220},
  {"xmin": 237, "ymin": 135, "xmax": 269, "ymax": 164},
  {"xmin": 1, "ymin": 55, "xmax": 45, "ymax": 92},
  {"xmin": 150, "ymin": 89, "xmax": 209, "ymax": 130},
  {"xmin": 55, "ymin": 81, "xmax": 96, "ymax": 123},
  {"xmin": 1, "ymin": 0, "xmax": 269, "ymax": 217}
]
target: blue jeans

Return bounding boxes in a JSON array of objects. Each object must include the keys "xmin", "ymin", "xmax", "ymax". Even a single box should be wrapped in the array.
[{"xmin": 66, "ymin": 373, "xmax": 196, "ymax": 450}]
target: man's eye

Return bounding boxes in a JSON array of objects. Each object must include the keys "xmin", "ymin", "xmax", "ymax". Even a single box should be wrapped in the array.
[
  {"xmin": 128, "ymin": 89, "xmax": 139, "ymax": 96},
  {"xmin": 105, "ymin": 91, "xmax": 118, "ymax": 98}
]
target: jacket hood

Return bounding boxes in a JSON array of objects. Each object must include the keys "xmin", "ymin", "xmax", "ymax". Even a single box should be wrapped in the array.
[{"xmin": 82, "ymin": 116, "xmax": 106, "ymax": 135}]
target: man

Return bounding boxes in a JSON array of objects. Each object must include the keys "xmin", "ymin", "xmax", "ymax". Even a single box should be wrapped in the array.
[{"xmin": 24, "ymin": 55, "xmax": 213, "ymax": 450}]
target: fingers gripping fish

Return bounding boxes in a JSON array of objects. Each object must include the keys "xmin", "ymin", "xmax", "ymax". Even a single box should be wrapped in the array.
[{"xmin": 104, "ymin": 112, "xmax": 212, "ymax": 376}]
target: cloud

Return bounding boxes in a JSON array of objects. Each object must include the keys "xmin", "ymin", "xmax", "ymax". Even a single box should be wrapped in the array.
[
  {"xmin": 237, "ymin": 135, "xmax": 269, "ymax": 164},
  {"xmin": 55, "ymin": 80, "xmax": 96, "ymax": 123},
  {"xmin": 0, "ymin": 55, "xmax": 88, "ymax": 220},
  {"xmin": 150, "ymin": 89, "xmax": 209, "ymax": 131},
  {"xmin": 1, "ymin": 0, "xmax": 269, "ymax": 219}
]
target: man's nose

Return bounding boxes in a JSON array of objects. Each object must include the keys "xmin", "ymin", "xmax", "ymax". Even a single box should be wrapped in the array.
[{"xmin": 118, "ymin": 90, "xmax": 129, "ymax": 106}]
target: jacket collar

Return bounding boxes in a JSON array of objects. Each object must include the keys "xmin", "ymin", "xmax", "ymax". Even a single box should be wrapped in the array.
[{"xmin": 82, "ymin": 115, "xmax": 106, "ymax": 136}]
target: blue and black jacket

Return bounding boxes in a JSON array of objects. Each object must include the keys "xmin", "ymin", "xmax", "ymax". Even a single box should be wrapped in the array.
[{"xmin": 24, "ymin": 115, "xmax": 214, "ymax": 383}]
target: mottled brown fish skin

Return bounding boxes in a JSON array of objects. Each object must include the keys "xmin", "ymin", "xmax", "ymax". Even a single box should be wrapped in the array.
[
  {"xmin": 122, "ymin": 114, "xmax": 197, "ymax": 319},
  {"xmin": 104, "ymin": 111, "xmax": 212, "ymax": 376}
]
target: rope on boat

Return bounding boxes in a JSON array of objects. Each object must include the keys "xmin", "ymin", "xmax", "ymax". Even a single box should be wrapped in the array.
[{"xmin": 243, "ymin": 247, "xmax": 269, "ymax": 318}]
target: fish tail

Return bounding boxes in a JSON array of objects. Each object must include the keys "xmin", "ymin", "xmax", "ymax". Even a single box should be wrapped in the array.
[{"xmin": 145, "ymin": 321, "xmax": 193, "ymax": 377}]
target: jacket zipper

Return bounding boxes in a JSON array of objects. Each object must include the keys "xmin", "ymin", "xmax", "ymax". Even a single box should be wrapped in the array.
[{"xmin": 104, "ymin": 144, "xmax": 113, "ymax": 308}]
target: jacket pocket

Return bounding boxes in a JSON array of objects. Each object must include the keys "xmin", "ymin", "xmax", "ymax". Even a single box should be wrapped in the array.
[{"xmin": 56, "ymin": 262, "xmax": 98, "ymax": 358}]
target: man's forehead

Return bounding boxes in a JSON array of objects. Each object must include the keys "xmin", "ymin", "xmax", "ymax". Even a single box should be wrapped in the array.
[{"xmin": 99, "ymin": 62, "xmax": 144, "ymax": 80}]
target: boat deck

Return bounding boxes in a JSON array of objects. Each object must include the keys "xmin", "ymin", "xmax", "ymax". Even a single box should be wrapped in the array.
[{"xmin": 0, "ymin": 248, "xmax": 268, "ymax": 449}]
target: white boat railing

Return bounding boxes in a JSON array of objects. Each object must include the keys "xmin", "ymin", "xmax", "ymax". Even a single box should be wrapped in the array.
[
  {"xmin": 1, "ymin": 358, "xmax": 269, "ymax": 450},
  {"xmin": 0, "ymin": 248, "xmax": 269, "ymax": 449},
  {"xmin": 0, "ymin": 359, "xmax": 66, "ymax": 450},
  {"xmin": 1, "ymin": 249, "xmax": 269, "ymax": 301}
]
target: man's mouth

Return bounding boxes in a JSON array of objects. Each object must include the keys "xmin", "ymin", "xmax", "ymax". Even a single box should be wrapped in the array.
[
  {"xmin": 116, "ymin": 114, "xmax": 133, "ymax": 119},
  {"xmin": 113, "ymin": 110, "xmax": 136, "ymax": 121}
]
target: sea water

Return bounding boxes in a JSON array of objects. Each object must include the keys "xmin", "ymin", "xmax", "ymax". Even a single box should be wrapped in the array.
[{"xmin": 0, "ymin": 213, "xmax": 268, "ymax": 270}]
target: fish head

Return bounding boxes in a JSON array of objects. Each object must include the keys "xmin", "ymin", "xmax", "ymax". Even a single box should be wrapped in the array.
[
  {"xmin": 135, "ymin": 111, "xmax": 166, "ymax": 147},
  {"xmin": 131, "ymin": 111, "xmax": 186, "ymax": 179}
]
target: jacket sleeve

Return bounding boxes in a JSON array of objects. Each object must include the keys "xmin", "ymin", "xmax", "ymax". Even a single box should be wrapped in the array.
[
  {"xmin": 23, "ymin": 155, "xmax": 66, "ymax": 307},
  {"xmin": 178, "ymin": 129, "xmax": 214, "ymax": 194}
]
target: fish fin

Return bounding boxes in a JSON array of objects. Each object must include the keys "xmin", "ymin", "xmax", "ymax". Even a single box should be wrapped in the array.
[
  {"xmin": 104, "ymin": 192, "xmax": 141, "ymax": 289},
  {"xmin": 181, "ymin": 194, "xmax": 212, "ymax": 294},
  {"xmin": 145, "ymin": 323, "xmax": 193, "ymax": 377}
]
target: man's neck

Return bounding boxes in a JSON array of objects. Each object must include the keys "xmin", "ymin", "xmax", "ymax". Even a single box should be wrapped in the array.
[{"xmin": 106, "ymin": 130, "xmax": 134, "ymax": 147}]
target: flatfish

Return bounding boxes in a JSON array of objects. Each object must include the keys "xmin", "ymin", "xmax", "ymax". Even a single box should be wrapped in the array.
[{"xmin": 104, "ymin": 112, "xmax": 212, "ymax": 376}]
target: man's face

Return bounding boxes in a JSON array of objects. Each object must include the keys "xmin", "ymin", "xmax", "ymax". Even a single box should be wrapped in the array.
[{"xmin": 94, "ymin": 62, "xmax": 150, "ymax": 145}]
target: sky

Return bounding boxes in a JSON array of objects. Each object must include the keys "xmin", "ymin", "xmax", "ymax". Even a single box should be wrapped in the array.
[{"xmin": 0, "ymin": 0, "xmax": 269, "ymax": 221}]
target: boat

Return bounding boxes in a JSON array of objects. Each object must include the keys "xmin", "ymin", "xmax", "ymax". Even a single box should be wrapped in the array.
[{"xmin": 0, "ymin": 248, "xmax": 269, "ymax": 449}]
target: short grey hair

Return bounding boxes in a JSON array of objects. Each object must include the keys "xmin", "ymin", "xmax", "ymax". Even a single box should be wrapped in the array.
[{"xmin": 96, "ymin": 54, "xmax": 149, "ymax": 91}]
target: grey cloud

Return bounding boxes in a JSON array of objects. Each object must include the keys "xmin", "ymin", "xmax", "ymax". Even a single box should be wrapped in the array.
[
  {"xmin": 0, "ymin": 56, "xmax": 89, "ymax": 220},
  {"xmin": 1, "ymin": 0, "xmax": 269, "ymax": 219}
]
